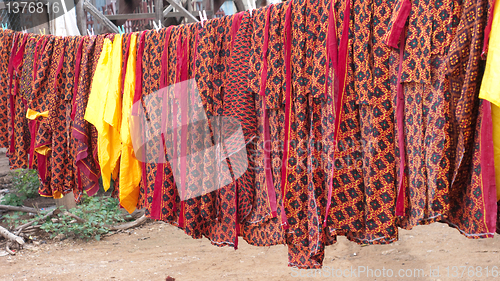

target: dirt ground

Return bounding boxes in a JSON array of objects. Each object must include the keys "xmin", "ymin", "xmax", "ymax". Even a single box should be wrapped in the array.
[
  {"xmin": 0, "ymin": 222, "xmax": 499, "ymax": 281},
  {"xmin": 1, "ymin": 154, "xmax": 500, "ymax": 281}
]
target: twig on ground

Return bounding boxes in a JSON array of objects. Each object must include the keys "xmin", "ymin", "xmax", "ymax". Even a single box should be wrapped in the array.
[
  {"xmin": 5, "ymin": 244, "xmax": 15, "ymax": 255},
  {"xmin": 108, "ymin": 214, "xmax": 149, "ymax": 231},
  {"xmin": 58, "ymin": 210, "xmax": 149, "ymax": 232},
  {"xmin": 62, "ymin": 211, "xmax": 86, "ymax": 224},
  {"xmin": 14, "ymin": 209, "xmax": 55, "ymax": 235},
  {"xmin": 0, "ymin": 225, "xmax": 24, "ymax": 245},
  {"xmin": 123, "ymin": 209, "xmax": 145, "ymax": 221},
  {"xmin": 0, "ymin": 205, "xmax": 38, "ymax": 214}
]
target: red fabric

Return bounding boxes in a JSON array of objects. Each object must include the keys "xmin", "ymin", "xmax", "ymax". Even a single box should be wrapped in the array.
[
  {"xmin": 395, "ymin": 28, "xmax": 407, "ymax": 216},
  {"xmin": 132, "ymin": 31, "xmax": 147, "ymax": 116},
  {"xmin": 6, "ymin": 37, "xmax": 17, "ymax": 155},
  {"xmin": 32, "ymin": 37, "xmax": 45, "ymax": 81},
  {"xmin": 324, "ymin": 0, "xmax": 351, "ymax": 223},
  {"xmin": 281, "ymin": 1, "xmax": 293, "ymax": 228},
  {"xmin": 323, "ymin": 0, "xmax": 338, "ymax": 226},
  {"xmin": 334, "ymin": 0, "xmax": 350, "ymax": 138},
  {"xmin": 259, "ymin": 7, "xmax": 278, "ymax": 218},
  {"xmin": 151, "ymin": 28, "xmax": 173, "ymax": 220},
  {"xmin": 480, "ymin": 101, "xmax": 498, "ymax": 234},
  {"xmin": 28, "ymin": 120, "xmax": 39, "ymax": 168},
  {"xmin": 483, "ymin": 0, "xmax": 496, "ymax": 57},
  {"xmin": 385, "ymin": 0, "xmax": 411, "ymax": 48},
  {"xmin": 133, "ymin": 31, "xmax": 148, "ymax": 201}
]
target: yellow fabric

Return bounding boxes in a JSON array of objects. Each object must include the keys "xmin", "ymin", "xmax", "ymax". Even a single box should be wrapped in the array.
[
  {"xmin": 27, "ymin": 109, "xmax": 52, "ymax": 155},
  {"xmin": 34, "ymin": 146, "xmax": 51, "ymax": 155},
  {"xmin": 103, "ymin": 34, "xmax": 124, "ymax": 189},
  {"xmin": 26, "ymin": 109, "xmax": 49, "ymax": 120},
  {"xmin": 119, "ymin": 34, "xmax": 142, "ymax": 214},
  {"xmin": 84, "ymin": 35, "xmax": 123, "ymax": 191},
  {"xmin": 52, "ymin": 191, "xmax": 63, "ymax": 199},
  {"xmin": 480, "ymin": 0, "xmax": 500, "ymax": 201}
]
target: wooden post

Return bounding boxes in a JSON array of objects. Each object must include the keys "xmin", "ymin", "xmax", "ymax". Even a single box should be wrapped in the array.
[
  {"xmin": 75, "ymin": 0, "xmax": 88, "ymax": 35},
  {"xmin": 83, "ymin": 0, "xmax": 120, "ymax": 33},
  {"xmin": 165, "ymin": 0, "xmax": 198, "ymax": 23},
  {"xmin": 54, "ymin": 192, "xmax": 77, "ymax": 210},
  {"xmin": 155, "ymin": 0, "xmax": 163, "ymax": 25}
]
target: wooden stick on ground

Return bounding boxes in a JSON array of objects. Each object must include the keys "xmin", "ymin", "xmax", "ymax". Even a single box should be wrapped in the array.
[
  {"xmin": 62, "ymin": 211, "xmax": 86, "ymax": 224},
  {"xmin": 108, "ymin": 214, "xmax": 149, "ymax": 231},
  {"xmin": 5, "ymin": 244, "xmax": 15, "ymax": 255},
  {"xmin": 0, "ymin": 225, "xmax": 24, "ymax": 245},
  {"xmin": 14, "ymin": 209, "xmax": 55, "ymax": 235},
  {"xmin": 59, "ymin": 210, "xmax": 149, "ymax": 231},
  {"xmin": 0, "ymin": 205, "xmax": 38, "ymax": 213}
]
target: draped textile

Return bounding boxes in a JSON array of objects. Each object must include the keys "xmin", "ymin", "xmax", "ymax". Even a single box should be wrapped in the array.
[
  {"xmin": 7, "ymin": 33, "xmax": 30, "ymax": 170},
  {"xmin": 30, "ymin": 36, "xmax": 65, "ymax": 198},
  {"xmin": 48, "ymin": 36, "xmax": 82, "ymax": 199},
  {"xmin": 0, "ymin": 30, "xmax": 14, "ymax": 148},
  {"xmin": 84, "ymin": 35, "xmax": 123, "ymax": 192},
  {"xmin": 72, "ymin": 35, "xmax": 105, "ymax": 196},
  {"xmin": 480, "ymin": 0, "xmax": 500, "ymax": 202},
  {"xmin": 119, "ymin": 33, "xmax": 142, "ymax": 213},
  {"xmin": 0, "ymin": 0, "xmax": 497, "ymax": 269},
  {"xmin": 443, "ymin": 0, "xmax": 497, "ymax": 237}
]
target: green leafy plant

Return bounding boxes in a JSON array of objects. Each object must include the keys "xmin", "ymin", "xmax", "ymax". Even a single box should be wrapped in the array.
[
  {"xmin": 10, "ymin": 169, "xmax": 40, "ymax": 198},
  {"xmin": 40, "ymin": 196, "xmax": 124, "ymax": 241},
  {"xmin": 0, "ymin": 169, "xmax": 40, "ymax": 206},
  {"xmin": 2, "ymin": 212, "xmax": 28, "ymax": 229},
  {"xmin": 1, "ymin": 193, "xmax": 26, "ymax": 207},
  {"xmin": 2, "ymin": 210, "xmax": 48, "ymax": 229}
]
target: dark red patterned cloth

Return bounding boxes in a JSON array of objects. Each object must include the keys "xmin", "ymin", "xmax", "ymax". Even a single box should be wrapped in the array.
[
  {"xmin": 29, "ymin": 35, "xmax": 56, "ymax": 197},
  {"xmin": 383, "ymin": 0, "xmax": 497, "ymax": 238},
  {"xmin": 240, "ymin": 9, "xmax": 286, "ymax": 248},
  {"xmin": 0, "ymin": 30, "xmax": 14, "ymax": 148},
  {"xmin": 7, "ymin": 33, "xmax": 30, "ymax": 170},
  {"xmin": 283, "ymin": 0, "xmax": 334, "ymax": 268},
  {"xmin": 72, "ymin": 35, "xmax": 105, "ymax": 197},
  {"xmin": 33, "ymin": 36, "xmax": 65, "ymax": 198},
  {"xmin": 47, "ymin": 36, "xmax": 81, "ymax": 198},
  {"xmin": 442, "ymin": 0, "xmax": 497, "ymax": 237},
  {"xmin": 0, "ymin": 0, "xmax": 495, "ymax": 269}
]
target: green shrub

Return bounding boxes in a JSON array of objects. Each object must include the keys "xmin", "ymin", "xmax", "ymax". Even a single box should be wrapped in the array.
[
  {"xmin": 1, "ymin": 193, "xmax": 26, "ymax": 207},
  {"xmin": 2, "ymin": 212, "xmax": 28, "ymax": 229},
  {"xmin": 40, "ymin": 196, "xmax": 124, "ymax": 241},
  {"xmin": 0, "ymin": 169, "xmax": 40, "ymax": 206}
]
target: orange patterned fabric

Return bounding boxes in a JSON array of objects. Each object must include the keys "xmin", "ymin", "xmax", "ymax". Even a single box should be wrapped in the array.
[
  {"xmin": 7, "ymin": 33, "xmax": 30, "ymax": 170},
  {"xmin": 0, "ymin": 0, "xmax": 496, "ymax": 269},
  {"xmin": 33, "ymin": 37, "xmax": 65, "ymax": 198},
  {"xmin": 47, "ymin": 37, "xmax": 81, "ymax": 198},
  {"xmin": 0, "ymin": 30, "xmax": 14, "ymax": 148},
  {"xmin": 443, "ymin": 0, "xmax": 498, "ymax": 237}
]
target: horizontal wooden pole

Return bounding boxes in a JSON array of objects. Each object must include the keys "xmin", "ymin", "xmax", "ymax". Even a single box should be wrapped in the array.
[
  {"xmin": 105, "ymin": 12, "xmax": 155, "ymax": 20},
  {"xmin": 83, "ymin": 0, "xmax": 119, "ymax": 33}
]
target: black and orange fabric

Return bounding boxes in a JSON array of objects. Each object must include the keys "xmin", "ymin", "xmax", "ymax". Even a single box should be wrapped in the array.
[
  {"xmin": 0, "ymin": 0, "xmax": 498, "ymax": 269},
  {"xmin": 0, "ymin": 30, "xmax": 14, "ymax": 149}
]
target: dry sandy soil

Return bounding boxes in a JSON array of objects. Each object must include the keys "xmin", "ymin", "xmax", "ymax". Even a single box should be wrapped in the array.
[
  {"xmin": 0, "ymin": 222, "xmax": 499, "ymax": 281},
  {"xmin": 1, "ymin": 152, "xmax": 500, "ymax": 281}
]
